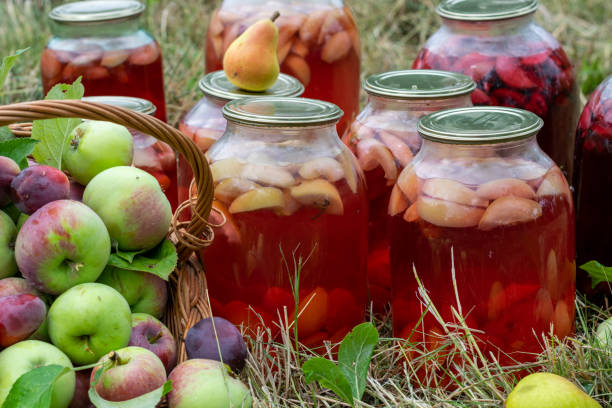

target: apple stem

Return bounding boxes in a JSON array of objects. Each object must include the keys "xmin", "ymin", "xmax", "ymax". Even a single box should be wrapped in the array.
[
  {"xmin": 149, "ymin": 332, "xmax": 163, "ymax": 344},
  {"xmin": 270, "ymin": 11, "xmax": 280, "ymax": 22}
]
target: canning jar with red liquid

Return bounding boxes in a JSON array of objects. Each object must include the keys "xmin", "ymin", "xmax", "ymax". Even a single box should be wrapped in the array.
[
  {"xmin": 205, "ymin": 0, "xmax": 361, "ymax": 134},
  {"xmin": 82, "ymin": 96, "xmax": 177, "ymax": 209},
  {"xmin": 574, "ymin": 74, "xmax": 612, "ymax": 303},
  {"xmin": 204, "ymin": 97, "xmax": 368, "ymax": 348},
  {"xmin": 390, "ymin": 107, "xmax": 575, "ymax": 371},
  {"xmin": 343, "ymin": 70, "xmax": 475, "ymax": 314},
  {"xmin": 42, "ymin": 0, "xmax": 167, "ymax": 121},
  {"xmin": 177, "ymin": 71, "xmax": 303, "ymax": 205},
  {"xmin": 412, "ymin": 0, "xmax": 579, "ymax": 181}
]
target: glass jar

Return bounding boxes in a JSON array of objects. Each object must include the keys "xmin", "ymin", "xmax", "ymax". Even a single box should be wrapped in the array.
[
  {"xmin": 205, "ymin": 0, "xmax": 361, "ymax": 135},
  {"xmin": 204, "ymin": 97, "xmax": 368, "ymax": 347},
  {"xmin": 411, "ymin": 0, "xmax": 579, "ymax": 181},
  {"xmin": 42, "ymin": 1, "xmax": 167, "ymax": 121},
  {"xmin": 81, "ymin": 96, "xmax": 177, "ymax": 209},
  {"xmin": 177, "ymin": 71, "xmax": 304, "ymax": 205},
  {"xmin": 391, "ymin": 107, "xmax": 575, "ymax": 369},
  {"xmin": 574, "ymin": 74, "xmax": 612, "ymax": 303},
  {"xmin": 342, "ymin": 70, "xmax": 475, "ymax": 314}
]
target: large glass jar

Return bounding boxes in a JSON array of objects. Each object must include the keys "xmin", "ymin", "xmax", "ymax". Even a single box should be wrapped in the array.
[
  {"xmin": 42, "ymin": 1, "xmax": 167, "ymax": 121},
  {"xmin": 82, "ymin": 96, "xmax": 177, "ymax": 209},
  {"xmin": 177, "ymin": 71, "xmax": 304, "ymax": 205},
  {"xmin": 412, "ymin": 0, "xmax": 579, "ymax": 181},
  {"xmin": 342, "ymin": 70, "xmax": 475, "ymax": 314},
  {"xmin": 204, "ymin": 97, "xmax": 368, "ymax": 348},
  {"xmin": 205, "ymin": 0, "xmax": 361, "ymax": 134},
  {"xmin": 574, "ymin": 74, "xmax": 612, "ymax": 303},
  {"xmin": 391, "ymin": 107, "xmax": 575, "ymax": 370}
]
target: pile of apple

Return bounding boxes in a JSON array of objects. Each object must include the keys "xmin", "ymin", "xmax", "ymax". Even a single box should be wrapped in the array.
[{"xmin": 0, "ymin": 120, "xmax": 252, "ymax": 407}]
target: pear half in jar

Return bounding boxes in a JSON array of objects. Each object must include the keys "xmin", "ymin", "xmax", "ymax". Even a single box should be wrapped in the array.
[
  {"xmin": 478, "ymin": 196, "xmax": 542, "ymax": 231},
  {"xmin": 228, "ymin": 186, "xmax": 285, "ymax": 214},
  {"xmin": 476, "ymin": 178, "xmax": 535, "ymax": 200},
  {"xmin": 356, "ymin": 138, "xmax": 397, "ymax": 181},
  {"xmin": 290, "ymin": 179, "xmax": 344, "ymax": 215},
  {"xmin": 298, "ymin": 157, "xmax": 345, "ymax": 183}
]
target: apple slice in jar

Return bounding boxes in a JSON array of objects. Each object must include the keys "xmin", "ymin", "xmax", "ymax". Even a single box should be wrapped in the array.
[
  {"xmin": 284, "ymin": 55, "xmax": 311, "ymax": 86},
  {"xmin": 243, "ymin": 163, "xmax": 295, "ymax": 188},
  {"xmin": 388, "ymin": 184, "xmax": 409, "ymax": 216},
  {"xmin": 321, "ymin": 31, "xmax": 352, "ymax": 63},
  {"xmin": 210, "ymin": 158, "xmax": 244, "ymax": 182},
  {"xmin": 478, "ymin": 196, "xmax": 542, "ymax": 231},
  {"xmin": 290, "ymin": 179, "xmax": 344, "ymax": 215},
  {"xmin": 101, "ymin": 49, "xmax": 130, "ymax": 68},
  {"xmin": 476, "ymin": 178, "xmax": 535, "ymax": 200},
  {"xmin": 416, "ymin": 196, "xmax": 485, "ymax": 228},
  {"xmin": 298, "ymin": 157, "xmax": 344, "ymax": 183},
  {"xmin": 422, "ymin": 178, "xmax": 488, "ymax": 208},
  {"xmin": 336, "ymin": 151, "xmax": 358, "ymax": 194},
  {"xmin": 536, "ymin": 167, "xmax": 571, "ymax": 201},
  {"xmin": 228, "ymin": 186, "xmax": 285, "ymax": 214},
  {"xmin": 356, "ymin": 138, "xmax": 397, "ymax": 181},
  {"xmin": 129, "ymin": 42, "xmax": 160, "ymax": 66},
  {"xmin": 378, "ymin": 130, "xmax": 414, "ymax": 167},
  {"xmin": 299, "ymin": 10, "xmax": 327, "ymax": 44},
  {"xmin": 552, "ymin": 300, "xmax": 572, "ymax": 338},
  {"xmin": 396, "ymin": 165, "xmax": 419, "ymax": 203},
  {"xmin": 403, "ymin": 203, "xmax": 418, "ymax": 223},
  {"xmin": 215, "ymin": 178, "xmax": 260, "ymax": 204}
]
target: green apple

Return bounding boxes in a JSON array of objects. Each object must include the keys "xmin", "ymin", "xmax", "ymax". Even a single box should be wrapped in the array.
[
  {"xmin": 63, "ymin": 121, "xmax": 133, "ymax": 185},
  {"xmin": 48, "ymin": 283, "xmax": 132, "ymax": 365},
  {"xmin": 505, "ymin": 372, "xmax": 601, "ymax": 408},
  {"xmin": 596, "ymin": 317, "xmax": 612, "ymax": 346},
  {"xmin": 0, "ymin": 340, "xmax": 75, "ymax": 408},
  {"xmin": 0, "ymin": 210, "xmax": 17, "ymax": 279},
  {"xmin": 96, "ymin": 266, "xmax": 167, "ymax": 318},
  {"xmin": 83, "ymin": 166, "xmax": 171, "ymax": 251}
]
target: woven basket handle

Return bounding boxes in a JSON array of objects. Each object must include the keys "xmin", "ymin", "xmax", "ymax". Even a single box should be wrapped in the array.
[{"xmin": 0, "ymin": 99, "xmax": 214, "ymax": 259}]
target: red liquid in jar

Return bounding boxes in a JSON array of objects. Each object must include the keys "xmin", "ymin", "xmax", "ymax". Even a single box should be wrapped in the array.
[
  {"xmin": 205, "ymin": 6, "xmax": 361, "ymax": 135},
  {"xmin": 41, "ymin": 41, "xmax": 167, "ymax": 122}
]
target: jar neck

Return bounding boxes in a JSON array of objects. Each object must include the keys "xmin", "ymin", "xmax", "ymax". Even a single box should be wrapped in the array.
[
  {"xmin": 225, "ymin": 122, "xmax": 340, "ymax": 144},
  {"xmin": 441, "ymin": 13, "xmax": 534, "ymax": 35},
  {"xmin": 222, "ymin": 0, "xmax": 343, "ymax": 5},
  {"xmin": 419, "ymin": 135, "xmax": 540, "ymax": 158},
  {"xmin": 368, "ymin": 94, "xmax": 472, "ymax": 112},
  {"xmin": 51, "ymin": 17, "xmax": 141, "ymax": 38}
]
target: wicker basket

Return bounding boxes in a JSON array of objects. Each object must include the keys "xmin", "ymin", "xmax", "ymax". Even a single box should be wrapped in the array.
[{"xmin": 0, "ymin": 99, "xmax": 214, "ymax": 364}]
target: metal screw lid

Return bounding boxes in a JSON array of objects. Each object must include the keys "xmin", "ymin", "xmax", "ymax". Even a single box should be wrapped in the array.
[
  {"xmin": 223, "ymin": 97, "xmax": 343, "ymax": 127},
  {"xmin": 363, "ymin": 70, "xmax": 476, "ymax": 99},
  {"xmin": 82, "ymin": 96, "xmax": 156, "ymax": 116},
  {"xmin": 436, "ymin": 0, "xmax": 538, "ymax": 21},
  {"xmin": 199, "ymin": 71, "xmax": 305, "ymax": 102},
  {"xmin": 49, "ymin": 1, "xmax": 145, "ymax": 24},
  {"xmin": 418, "ymin": 106, "xmax": 543, "ymax": 144}
]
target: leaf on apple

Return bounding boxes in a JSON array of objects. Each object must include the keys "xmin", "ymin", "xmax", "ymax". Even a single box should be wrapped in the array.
[
  {"xmin": 31, "ymin": 77, "xmax": 85, "ymax": 169},
  {"xmin": 1, "ymin": 364, "xmax": 69, "ymax": 408},
  {"xmin": 88, "ymin": 380, "xmax": 172, "ymax": 408},
  {"xmin": 0, "ymin": 138, "xmax": 39, "ymax": 169},
  {"xmin": 107, "ymin": 238, "xmax": 178, "ymax": 281},
  {"xmin": 580, "ymin": 260, "xmax": 612, "ymax": 288}
]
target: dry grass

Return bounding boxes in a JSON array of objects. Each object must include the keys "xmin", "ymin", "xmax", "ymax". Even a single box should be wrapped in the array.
[{"xmin": 0, "ymin": 0, "xmax": 611, "ymax": 406}]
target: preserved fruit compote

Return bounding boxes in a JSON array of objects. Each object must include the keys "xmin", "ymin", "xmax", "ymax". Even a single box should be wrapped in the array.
[
  {"xmin": 82, "ymin": 96, "xmax": 177, "ymax": 209},
  {"xmin": 391, "ymin": 107, "xmax": 575, "ymax": 371},
  {"xmin": 205, "ymin": 0, "xmax": 361, "ymax": 134},
  {"xmin": 412, "ymin": 0, "xmax": 579, "ymax": 180},
  {"xmin": 204, "ymin": 97, "xmax": 368, "ymax": 349},
  {"xmin": 574, "ymin": 74, "xmax": 612, "ymax": 303},
  {"xmin": 42, "ymin": 0, "xmax": 167, "ymax": 121},
  {"xmin": 177, "ymin": 71, "xmax": 303, "ymax": 205},
  {"xmin": 343, "ymin": 70, "xmax": 475, "ymax": 314}
]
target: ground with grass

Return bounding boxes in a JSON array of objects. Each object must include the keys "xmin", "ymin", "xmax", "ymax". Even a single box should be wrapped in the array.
[{"xmin": 0, "ymin": 0, "xmax": 610, "ymax": 406}]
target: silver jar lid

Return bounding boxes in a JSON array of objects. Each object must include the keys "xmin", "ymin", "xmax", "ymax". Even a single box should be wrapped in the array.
[
  {"xmin": 418, "ymin": 106, "xmax": 543, "ymax": 144},
  {"xmin": 223, "ymin": 97, "xmax": 343, "ymax": 127},
  {"xmin": 199, "ymin": 71, "xmax": 305, "ymax": 102},
  {"xmin": 49, "ymin": 1, "xmax": 145, "ymax": 24},
  {"xmin": 82, "ymin": 96, "xmax": 156, "ymax": 116},
  {"xmin": 363, "ymin": 70, "xmax": 476, "ymax": 99},
  {"xmin": 436, "ymin": 0, "xmax": 538, "ymax": 21}
]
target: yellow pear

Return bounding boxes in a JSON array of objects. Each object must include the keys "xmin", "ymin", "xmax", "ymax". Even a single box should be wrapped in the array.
[
  {"xmin": 505, "ymin": 373, "xmax": 601, "ymax": 408},
  {"xmin": 223, "ymin": 11, "xmax": 280, "ymax": 91}
]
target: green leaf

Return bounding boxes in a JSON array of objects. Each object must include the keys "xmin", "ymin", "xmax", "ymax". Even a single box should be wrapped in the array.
[
  {"xmin": 302, "ymin": 358, "xmax": 354, "ymax": 406},
  {"xmin": 88, "ymin": 380, "xmax": 172, "ymax": 408},
  {"xmin": 31, "ymin": 78, "xmax": 85, "ymax": 169},
  {"xmin": 580, "ymin": 260, "xmax": 612, "ymax": 288},
  {"xmin": 0, "ymin": 48, "xmax": 28, "ymax": 89},
  {"xmin": 337, "ymin": 322, "xmax": 379, "ymax": 401},
  {"xmin": 1, "ymin": 365, "xmax": 69, "ymax": 408},
  {"xmin": 0, "ymin": 127, "xmax": 15, "ymax": 142},
  {"xmin": 113, "ymin": 242, "xmax": 148, "ymax": 263},
  {"xmin": 0, "ymin": 138, "xmax": 38, "ymax": 169},
  {"xmin": 107, "ymin": 239, "xmax": 177, "ymax": 280}
]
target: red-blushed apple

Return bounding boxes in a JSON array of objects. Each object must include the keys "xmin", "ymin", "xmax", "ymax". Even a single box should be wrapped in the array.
[
  {"xmin": 15, "ymin": 200, "xmax": 111, "ymax": 295},
  {"xmin": 0, "ymin": 293, "xmax": 46, "ymax": 347},
  {"xmin": 0, "ymin": 340, "xmax": 75, "ymax": 408},
  {"xmin": 185, "ymin": 317, "xmax": 247, "ymax": 373},
  {"xmin": 0, "ymin": 210, "xmax": 17, "ymax": 279},
  {"xmin": 0, "ymin": 277, "xmax": 50, "ymax": 342},
  {"xmin": 0, "ymin": 156, "xmax": 19, "ymax": 206},
  {"xmin": 48, "ymin": 283, "xmax": 132, "ymax": 365},
  {"xmin": 129, "ymin": 313, "xmax": 177, "ymax": 373},
  {"xmin": 69, "ymin": 369, "xmax": 94, "ymax": 408},
  {"xmin": 68, "ymin": 179, "xmax": 85, "ymax": 202},
  {"xmin": 90, "ymin": 347, "xmax": 166, "ymax": 402},
  {"xmin": 83, "ymin": 166, "xmax": 171, "ymax": 251},
  {"xmin": 10, "ymin": 165, "xmax": 70, "ymax": 215},
  {"xmin": 167, "ymin": 359, "xmax": 252, "ymax": 408},
  {"xmin": 63, "ymin": 121, "xmax": 134, "ymax": 185},
  {"xmin": 96, "ymin": 267, "xmax": 167, "ymax": 318}
]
